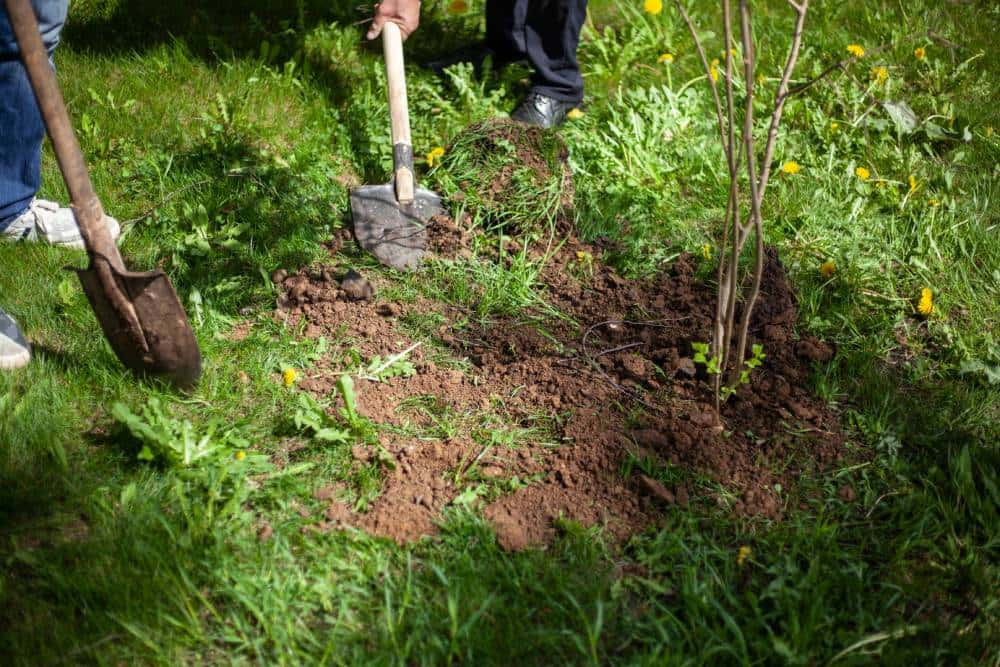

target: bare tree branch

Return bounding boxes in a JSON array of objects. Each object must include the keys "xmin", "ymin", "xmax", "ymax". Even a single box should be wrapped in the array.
[
  {"xmin": 672, "ymin": 0, "xmax": 731, "ymax": 172},
  {"xmin": 680, "ymin": 0, "xmax": 809, "ymax": 420}
]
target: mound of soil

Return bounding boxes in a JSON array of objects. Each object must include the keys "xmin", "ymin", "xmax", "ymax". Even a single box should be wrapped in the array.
[
  {"xmin": 448, "ymin": 119, "xmax": 575, "ymax": 229},
  {"xmin": 273, "ymin": 239, "xmax": 851, "ymax": 550}
]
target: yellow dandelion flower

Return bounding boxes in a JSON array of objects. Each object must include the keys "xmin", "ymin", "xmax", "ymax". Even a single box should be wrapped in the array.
[
  {"xmin": 757, "ymin": 73, "xmax": 766, "ymax": 85},
  {"xmin": 643, "ymin": 0, "xmax": 663, "ymax": 15},
  {"xmin": 567, "ymin": 108, "xmax": 585, "ymax": 120},
  {"xmin": 282, "ymin": 368, "xmax": 298, "ymax": 387},
  {"xmin": 575, "ymin": 250, "xmax": 593, "ymax": 262},
  {"xmin": 870, "ymin": 66, "xmax": 888, "ymax": 85},
  {"xmin": 820, "ymin": 260, "xmax": 836, "ymax": 279},
  {"xmin": 830, "ymin": 121, "xmax": 840, "ymax": 132},
  {"xmin": 781, "ymin": 160, "xmax": 801, "ymax": 175},
  {"xmin": 657, "ymin": 53, "xmax": 674, "ymax": 64},
  {"xmin": 701, "ymin": 243, "xmax": 712, "ymax": 260},
  {"xmin": 917, "ymin": 288, "xmax": 934, "ymax": 316},
  {"xmin": 709, "ymin": 58, "xmax": 720, "ymax": 83},
  {"xmin": 426, "ymin": 146, "xmax": 445, "ymax": 167},
  {"xmin": 737, "ymin": 545, "xmax": 752, "ymax": 567},
  {"xmin": 928, "ymin": 198, "xmax": 940, "ymax": 207},
  {"xmin": 914, "ymin": 46, "xmax": 926, "ymax": 61},
  {"xmin": 846, "ymin": 44, "xmax": 865, "ymax": 58},
  {"xmin": 855, "ymin": 166, "xmax": 871, "ymax": 181},
  {"xmin": 234, "ymin": 450, "xmax": 247, "ymax": 461},
  {"xmin": 908, "ymin": 175, "xmax": 918, "ymax": 194}
]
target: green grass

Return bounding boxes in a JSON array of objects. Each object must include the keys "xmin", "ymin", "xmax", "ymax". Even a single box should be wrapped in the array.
[{"xmin": 1, "ymin": 0, "xmax": 998, "ymax": 663}]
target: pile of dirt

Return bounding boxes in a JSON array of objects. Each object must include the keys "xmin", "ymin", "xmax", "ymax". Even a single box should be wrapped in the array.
[
  {"xmin": 448, "ymin": 119, "xmax": 575, "ymax": 230},
  {"xmin": 445, "ymin": 242, "xmax": 843, "ymax": 523},
  {"xmin": 271, "ymin": 264, "xmax": 376, "ymax": 326},
  {"xmin": 273, "ymin": 236, "xmax": 851, "ymax": 550}
]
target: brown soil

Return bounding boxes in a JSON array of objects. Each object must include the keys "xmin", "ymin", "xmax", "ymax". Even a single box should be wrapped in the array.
[
  {"xmin": 426, "ymin": 212, "xmax": 474, "ymax": 260},
  {"xmin": 272, "ymin": 229, "xmax": 853, "ymax": 550}
]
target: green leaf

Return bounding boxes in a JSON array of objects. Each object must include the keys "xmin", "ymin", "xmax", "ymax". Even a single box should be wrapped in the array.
[
  {"xmin": 338, "ymin": 374, "xmax": 358, "ymax": 421},
  {"xmin": 314, "ymin": 427, "xmax": 350, "ymax": 443},
  {"xmin": 57, "ymin": 277, "xmax": 77, "ymax": 306},
  {"xmin": 452, "ymin": 483, "xmax": 488, "ymax": 507},
  {"xmin": 960, "ymin": 360, "xmax": 1000, "ymax": 385},
  {"xmin": 881, "ymin": 100, "xmax": 918, "ymax": 134}
]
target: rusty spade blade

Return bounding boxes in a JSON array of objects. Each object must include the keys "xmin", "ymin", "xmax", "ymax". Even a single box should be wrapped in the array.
[
  {"xmin": 350, "ymin": 22, "xmax": 443, "ymax": 271},
  {"xmin": 76, "ymin": 252, "xmax": 202, "ymax": 388},
  {"xmin": 6, "ymin": 0, "xmax": 201, "ymax": 387}
]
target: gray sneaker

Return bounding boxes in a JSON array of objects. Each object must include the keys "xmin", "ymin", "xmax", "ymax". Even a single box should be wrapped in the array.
[
  {"xmin": 0, "ymin": 307, "xmax": 31, "ymax": 370},
  {"xmin": 1, "ymin": 198, "xmax": 120, "ymax": 249}
]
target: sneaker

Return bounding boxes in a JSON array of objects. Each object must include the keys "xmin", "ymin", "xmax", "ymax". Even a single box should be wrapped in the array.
[
  {"xmin": 510, "ymin": 92, "xmax": 580, "ymax": 129},
  {"xmin": 1, "ymin": 198, "xmax": 120, "ymax": 250},
  {"xmin": 0, "ymin": 307, "xmax": 31, "ymax": 370}
]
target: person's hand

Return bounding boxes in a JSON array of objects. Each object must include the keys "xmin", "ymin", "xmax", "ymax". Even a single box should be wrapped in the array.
[{"xmin": 367, "ymin": 0, "xmax": 421, "ymax": 41}]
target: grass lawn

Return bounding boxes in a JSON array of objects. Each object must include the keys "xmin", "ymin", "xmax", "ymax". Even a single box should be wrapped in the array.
[{"xmin": 1, "ymin": 0, "xmax": 998, "ymax": 663}]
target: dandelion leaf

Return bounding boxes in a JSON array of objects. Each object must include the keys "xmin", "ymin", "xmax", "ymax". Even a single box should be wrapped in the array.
[{"xmin": 881, "ymin": 100, "xmax": 918, "ymax": 134}]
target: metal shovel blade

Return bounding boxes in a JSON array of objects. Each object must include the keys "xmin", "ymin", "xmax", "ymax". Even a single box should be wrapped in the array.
[
  {"xmin": 350, "ymin": 183, "xmax": 443, "ymax": 270},
  {"xmin": 77, "ymin": 258, "xmax": 202, "ymax": 388}
]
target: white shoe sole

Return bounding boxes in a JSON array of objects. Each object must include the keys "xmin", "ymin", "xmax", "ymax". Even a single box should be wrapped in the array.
[{"xmin": 0, "ymin": 346, "xmax": 31, "ymax": 370}]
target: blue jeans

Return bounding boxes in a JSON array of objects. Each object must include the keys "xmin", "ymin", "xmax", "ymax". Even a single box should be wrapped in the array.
[{"xmin": 0, "ymin": 0, "xmax": 68, "ymax": 230}]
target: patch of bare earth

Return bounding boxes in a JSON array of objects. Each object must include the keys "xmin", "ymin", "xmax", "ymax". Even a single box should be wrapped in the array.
[{"xmin": 271, "ymin": 228, "xmax": 852, "ymax": 550}]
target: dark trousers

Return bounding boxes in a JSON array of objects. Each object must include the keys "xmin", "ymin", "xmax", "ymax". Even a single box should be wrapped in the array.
[{"xmin": 486, "ymin": 0, "xmax": 587, "ymax": 103}]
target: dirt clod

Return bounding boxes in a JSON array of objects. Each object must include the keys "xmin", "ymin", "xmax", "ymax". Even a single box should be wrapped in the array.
[
  {"xmin": 447, "ymin": 120, "xmax": 575, "ymax": 232},
  {"xmin": 492, "ymin": 511, "xmax": 532, "ymax": 552},
  {"xmin": 314, "ymin": 485, "xmax": 339, "ymax": 501},
  {"xmin": 258, "ymin": 522, "xmax": 274, "ymax": 541},
  {"xmin": 676, "ymin": 357, "xmax": 697, "ymax": 378},
  {"xmin": 639, "ymin": 475, "xmax": 675, "ymax": 504},
  {"xmin": 838, "ymin": 484, "xmax": 857, "ymax": 502},
  {"xmin": 377, "ymin": 302, "xmax": 401, "ymax": 318},
  {"xmin": 633, "ymin": 429, "xmax": 670, "ymax": 450},
  {"xmin": 341, "ymin": 269, "xmax": 374, "ymax": 301}
]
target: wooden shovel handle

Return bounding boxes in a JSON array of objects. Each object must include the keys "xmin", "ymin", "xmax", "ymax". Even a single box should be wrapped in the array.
[
  {"xmin": 3, "ymin": 0, "xmax": 122, "ymax": 269},
  {"xmin": 382, "ymin": 21, "xmax": 415, "ymax": 204}
]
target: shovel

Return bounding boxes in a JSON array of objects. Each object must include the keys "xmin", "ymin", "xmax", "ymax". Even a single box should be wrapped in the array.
[
  {"xmin": 5, "ymin": 0, "xmax": 201, "ymax": 387},
  {"xmin": 350, "ymin": 21, "xmax": 442, "ymax": 271}
]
